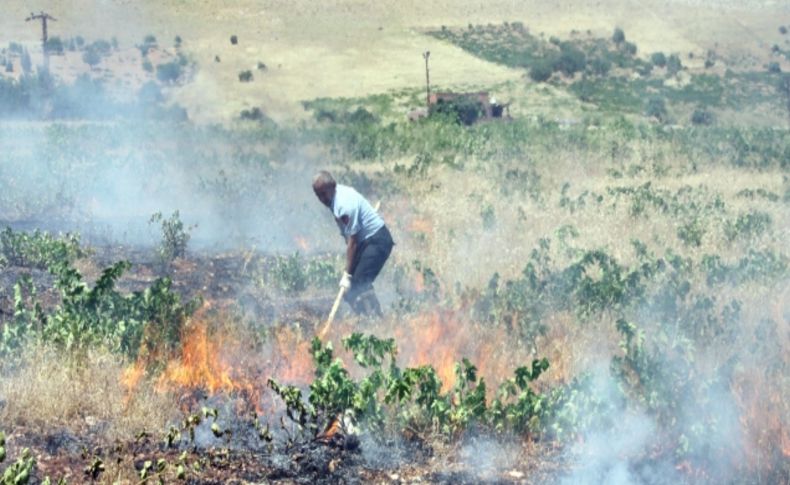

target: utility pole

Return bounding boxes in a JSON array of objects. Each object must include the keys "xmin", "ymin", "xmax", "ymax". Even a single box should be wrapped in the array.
[
  {"xmin": 423, "ymin": 51, "xmax": 431, "ymax": 112},
  {"xmin": 26, "ymin": 11, "xmax": 57, "ymax": 70}
]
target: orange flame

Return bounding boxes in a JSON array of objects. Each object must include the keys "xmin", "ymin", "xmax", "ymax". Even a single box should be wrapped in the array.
[
  {"xmin": 295, "ymin": 236, "xmax": 310, "ymax": 252},
  {"xmin": 156, "ymin": 322, "xmax": 243, "ymax": 395}
]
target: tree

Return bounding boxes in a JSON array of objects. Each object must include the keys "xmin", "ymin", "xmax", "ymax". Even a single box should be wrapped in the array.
[
  {"xmin": 529, "ymin": 58, "xmax": 554, "ymax": 82},
  {"xmin": 645, "ymin": 97, "xmax": 667, "ymax": 122},
  {"xmin": 82, "ymin": 48, "xmax": 101, "ymax": 69},
  {"xmin": 44, "ymin": 36, "xmax": 64, "ymax": 54},
  {"xmin": 156, "ymin": 61, "xmax": 183, "ymax": 83},
  {"xmin": 667, "ymin": 54, "xmax": 683, "ymax": 76},
  {"xmin": 651, "ymin": 52, "xmax": 667, "ymax": 68},
  {"xmin": 612, "ymin": 27, "xmax": 625, "ymax": 44},
  {"xmin": 238, "ymin": 70, "xmax": 253, "ymax": 82},
  {"xmin": 20, "ymin": 50, "xmax": 32, "ymax": 74},
  {"xmin": 691, "ymin": 107, "xmax": 714, "ymax": 125},
  {"xmin": 554, "ymin": 43, "xmax": 586, "ymax": 76}
]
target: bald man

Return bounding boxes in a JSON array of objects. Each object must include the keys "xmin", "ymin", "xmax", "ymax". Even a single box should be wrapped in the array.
[{"xmin": 312, "ymin": 171, "xmax": 394, "ymax": 316}]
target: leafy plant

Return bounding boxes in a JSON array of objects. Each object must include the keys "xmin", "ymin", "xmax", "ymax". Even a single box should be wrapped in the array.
[
  {"xmin": 0, "ymin": 227, "xmax": 84, "ymax": 270},
  {"xmin": 0, "ymin": 447, "xmax": 35, "ymax": 485},
  {"xmin": 1, "ymin": 259, "xmax": 199, "ymax": 362},
  {"xmin": 269, "ymin": 334, "xmax": 556, "ymax": 442},
  {"xmin": 149, "ymin": 211, "xmax": 193, "ymax": 264}
]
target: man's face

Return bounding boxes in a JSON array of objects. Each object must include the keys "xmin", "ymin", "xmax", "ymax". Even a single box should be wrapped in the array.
[{"xmin": 313, "ymin": 184, "xmax": 334, "ymax": 207}]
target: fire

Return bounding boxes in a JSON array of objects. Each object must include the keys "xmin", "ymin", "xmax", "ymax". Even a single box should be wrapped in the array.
[
  {"xmin": 156, "ymin": 322, "xmax": 245, "ymax": 395},
  {"xmin": 120, "ymin": 303, "xmax": 319, "ymax": 415},
  {"xmin": 295, "ymin": 235, "xmax": 310, "ymax": 252},
  {"xmin": 391, "ymin": 310, "xmax": 520, "ymax": 393},
  {"xmin": 408, "ymin": 217, "xmax": 433, "ymax": 234}
]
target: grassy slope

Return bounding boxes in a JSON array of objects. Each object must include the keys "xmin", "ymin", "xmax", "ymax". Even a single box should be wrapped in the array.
[{"xmin": 1, "ymin": 0, "xmax": 788, "ymax": 121}]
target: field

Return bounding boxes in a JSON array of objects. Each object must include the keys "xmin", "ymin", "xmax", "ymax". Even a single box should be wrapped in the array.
[{"xmin": 0, "ymin": 1, "xmax": 789, "ymax": 484}]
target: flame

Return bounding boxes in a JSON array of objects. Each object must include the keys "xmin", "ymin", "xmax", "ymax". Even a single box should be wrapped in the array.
[
  {"xmin": 295, "ymin": 236, "xmax": 310, "ymax": 252},
  {"xmin": 156, "ymin": 322, "xmax": 243, "ymax": 395},
  {"xmin": 408, "ymin": 217, "xmax": 433, "ymax": 234},
  {"xmin": 121, "ymin": 303, "xmax": 317, "ymax": 414},
  {"xmin": 414, "ymin": 271, "xmax": 425, "ymax": 293},
  {"xmin": 731, "ymin": 366, "xmax": 789, "ymax": 472},
  {"xmin": 392, "ymin": 310, "xmax": 520, "ymax": 393}
]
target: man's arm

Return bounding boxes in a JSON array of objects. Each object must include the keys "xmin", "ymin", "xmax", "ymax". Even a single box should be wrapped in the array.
[{"xmin": 345, "ymin": 233, "xmax": 358, "ymax": 274}]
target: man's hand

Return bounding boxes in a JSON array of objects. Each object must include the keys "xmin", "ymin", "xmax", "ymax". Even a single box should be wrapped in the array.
[{"xmin": 339, "ymin": 271, "xmax": 352, "ymax": 290}]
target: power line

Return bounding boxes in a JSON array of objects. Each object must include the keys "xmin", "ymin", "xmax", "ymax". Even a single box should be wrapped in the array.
[{"xmin": 25, "ymin": 11, "xmax": 57, "ymax": 70}]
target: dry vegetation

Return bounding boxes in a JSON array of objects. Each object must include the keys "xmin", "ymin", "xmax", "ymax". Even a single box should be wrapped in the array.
[{"xmin": 0, "ymin": 1, "xmax": 788, "ymax": 484}]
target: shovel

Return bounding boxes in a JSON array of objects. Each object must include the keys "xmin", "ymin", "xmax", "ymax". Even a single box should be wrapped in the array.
[{"xmin": 318, "ymin": 200, "xmax": 381, "ymax": 340}]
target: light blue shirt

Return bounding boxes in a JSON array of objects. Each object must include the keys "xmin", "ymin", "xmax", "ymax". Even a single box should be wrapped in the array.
[{"xmin": 331, "ymin": 184, "xmax": 384, "ymax": 241}]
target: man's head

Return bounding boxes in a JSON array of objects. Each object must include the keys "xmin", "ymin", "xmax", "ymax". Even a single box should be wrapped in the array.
[{"xmin": 312, "ymin": 170, "xmax": 336, "ymax": 207}]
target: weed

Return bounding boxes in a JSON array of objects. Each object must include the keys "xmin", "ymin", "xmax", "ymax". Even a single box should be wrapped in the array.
[{"xmin": 149, "ymin": 211, "xmax": 193, "ymax": 265}]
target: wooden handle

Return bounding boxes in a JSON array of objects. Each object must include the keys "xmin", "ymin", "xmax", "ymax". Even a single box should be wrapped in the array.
[{"xmin": 319, "ymin": 286, "xmax": 346, "ymax": 340}]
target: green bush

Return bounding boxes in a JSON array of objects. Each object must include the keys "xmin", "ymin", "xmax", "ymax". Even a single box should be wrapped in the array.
[
  {"xmin": 44, "ymin": 37, "xmax": 64, "ymax": 54},
  {"xmin": 667, "ymin": 54, "xmax": 683, "ymax": 76},
  {"xmin": 529, "ymin": 58, "xmax": 555, "ymax": 82},
  {"xmin": 430, "ymin": 97, "xmax": 483, "ymax": 125},
  {"xmin": 2, "ymin": 259, "xmax": 199, "ymax": 361},
  {"xmin": 156, "ymin": 61, "xmax": 183, "ymax": 83},
  {"xmin": 269, "ymin": 333, "xmax": 554, "ymax": 439},
  {"xmin": 651, "ymin": 52, "xmax": 667, "ymax": 67},
  {"xmin": 767, "ymin": 62, "xmax": 781, "ymax": 74},
  {"xmin": 0, "ymin": 227, "xmax": 84, "ymax": 270},
  {"xmin": 149, "ymin": 211, "xmax": 193, "ymax": 263},
  {"xmin": 645, "ymin": 97, "xmax": 668, "ymax": 122},
  {"xmin": 612, "ymin": 27, "xmax": 625, "ymax": 44},
  {"xmin": 238, "ymin": 70, "xmax": 253, "ymax": 82},
  {"xmin": 691, "ymin": 107, "xmax": 714, "ymax": 125},
  {"xmin": 554, "ymin": 43, "xmax": 587, "ymax": 76},
  {"xmin": 82, "ymin": 48, "xmax": 101, "ymax": 69}
]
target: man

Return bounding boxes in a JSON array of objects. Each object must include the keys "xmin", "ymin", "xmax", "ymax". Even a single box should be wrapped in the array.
[{"xmin": 312, "ymin": 171, "xmax": 394, "ymax": 316}]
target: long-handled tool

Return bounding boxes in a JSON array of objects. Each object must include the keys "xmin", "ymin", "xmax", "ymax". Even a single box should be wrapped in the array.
[
  {"xmin": 318, "ymin": 200, "xmax": 381, "ymax": 340},
  {"xmin": 318, "ymin": 286, "xmax": 346, "ymax": 340}
]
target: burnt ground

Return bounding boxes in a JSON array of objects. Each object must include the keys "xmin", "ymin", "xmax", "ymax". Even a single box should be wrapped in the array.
[
  {"xmin": 0, "ymin": 247, "xmax": 570, "ymax": 483},
  {"xmin": 2, "ymin": 422, "xmax": 567, "ymax": 484}
]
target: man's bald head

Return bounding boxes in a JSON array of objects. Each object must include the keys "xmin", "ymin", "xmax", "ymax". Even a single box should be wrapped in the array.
[{"xmin": 312, "ymin": 170, "xmax": 336, "ymax": 207}]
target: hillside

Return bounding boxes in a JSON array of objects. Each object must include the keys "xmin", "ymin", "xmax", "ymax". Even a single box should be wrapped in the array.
[{"xmin": 2, "ymin": 0, "xmax": 788, "ymax": 121}]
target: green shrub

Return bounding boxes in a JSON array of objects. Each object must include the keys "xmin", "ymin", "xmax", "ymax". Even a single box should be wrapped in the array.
[
  {"xmin": 645, "ymin": 97, "xmax": 668, "ymax": 122},
  {"xmin": 156, "ymin": 61, "xmax": 183, "ymax": 83},
  {"xmin": 44, "ymin": 36, "xmax": 64, "ymax": 54},
  {"xmin": 691, "ymin": 107, "xmax": 714, "ymax": 125},
  {"xmin": 529, "ymin": 58, "xmax": 555, "ymax": 82},
  {"xmin": 725, "ymin": 211, "xmax": 772, "ymax": 241},
  {"xmin": 651, "ymin": 52, "xmax": 667, "ymax": 67},
  {"xmin": 667, "ymin": 54, "xmax": 683, "ymax": 76},
  {"xmin": 430, "ymin": 97, "xmax": 483, "ymax": 125},
  {"xmin": 269, "ymin": 333, "xmax": 554, "ymax": 439},
  {"xmin": 767, "ymin": 62, "xmax": 781, "ymax": 74},
  {"xmin": 82, "ymin": 48, "xmax": 101, "ymax": 69},
  {"xmin": 612, "ymin": 27, "xmax": 625, "ymax": 44},
  {"xmin": 238, "ymin": 70, "xmax": 253, "ymax": 82},
  {"xmin": 1, "ymin": 260, "xmax": 199, "ymax": 360},
  {"xmin": 0, "ymin": 227, "xmax": 84, "ymax": 270},
  {"xmin": 149, "ymin": 211, "xmax": 193, "ymax": 263},
  {"xmin": 589, "ymin": 57, "xmax": 611, "ymax": 76},
  {"xmin": 554, "ymin": 43, "xmax": 587, "ymax": 76}
]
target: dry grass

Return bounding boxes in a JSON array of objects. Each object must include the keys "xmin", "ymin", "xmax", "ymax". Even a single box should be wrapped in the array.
[{"xmin": 0, "ymin": 343, "xmax": 179, "ymax": 443}]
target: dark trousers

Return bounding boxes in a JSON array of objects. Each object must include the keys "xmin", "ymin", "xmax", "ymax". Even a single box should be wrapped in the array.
[{"xmin": 345, "ymin": 225, "xmax": 394, "ymax": 315}]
